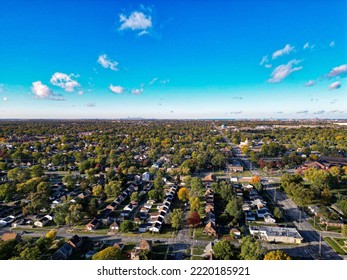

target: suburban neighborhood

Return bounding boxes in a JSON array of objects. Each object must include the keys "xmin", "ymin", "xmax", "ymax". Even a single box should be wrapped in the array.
[{"xmin": 0, "ymin": 119, "xmax": 346, "ymax": 260}]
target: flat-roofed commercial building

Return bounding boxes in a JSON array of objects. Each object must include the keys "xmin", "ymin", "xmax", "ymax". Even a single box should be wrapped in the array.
[{"xmin": 249, "ymin": 226, "xmax": 303, "ymax": 244}]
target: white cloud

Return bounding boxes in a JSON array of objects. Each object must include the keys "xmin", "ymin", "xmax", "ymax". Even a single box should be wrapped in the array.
[
  {"xmin": 303, "ymin": 42, "xmax": 315, "ymax": 50},
  {"xmin": 272, "ymin": 44, "xmax": 295, "ymax": 59},
  {"xmin": 265, "ymin": 64, "xmax": 272, "ymax": 68},
  {"xmin": 327, "ymin": 64, "xmax": 347, "ymax": 77},
  {"xmin": 160, "ymin": 79, "xmax": 170, "ymax": 84},
  {"xmin": 330, "ymin": 41, "xmax": 335, "ymax": 47},
  {"xmin": 149, "ymin": 77, "xmax": 158, "ymax": 86},
  {"xmin": 0, "ymin": 84, "xmax": 4, "ymax": 94},
  {"xmin": 297, "ymin": 110, "xmax": 309, "ymax": 114},
  {"xmin": 31, "ymin": 81, "xmax": 53, "ymax": 98},
  {"xmin": 97, "ymin": 54, "xmax": 119, "ymax": 71},
  {"xmin": 130, "ymin": 88, "xmax": 144, "ymax": 95},
  {"xmin": 329, "ymin": 81, "xmax": 341, "ymax": 90},
  {"xmin": 259, "ymin": 56, "xmax": 268, "ymax": 66},
  {"xmin": 305, "ymin": 80, "xmax": 315, "ymax": 87},
  {"xmin": 268, "ymin": 59, "xmax": 302, "ymax": 83},
  {"xmin": 78, "ymin": 90, "xmax": 84, "ymax": 95},
  {"xmin": 3, "ymin": 97, "xmax": 8, "ymax": 102},
  {"xmin": 50, "ymin": 72, "xmax": 80, "ymax": 92},
  {"xmin": 119, "ymin": 11, "xmax": 152, "ymax": 35},
  {"xmin": 109, "ymin": 85, "xmax": 125, "ymax": 94}
]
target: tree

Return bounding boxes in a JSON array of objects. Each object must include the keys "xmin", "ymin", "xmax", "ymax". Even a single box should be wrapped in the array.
[
  {"xmin": 170, "ymin": 209, "xmax": 184, "ymax": 229},
  {"xmin": 225, "ymin": 196, "xmax": 243, "ymax": 220},
  {"xmin": 63, "ymin": 174, "xmax": 77, "ymax": 189},
  {"xmin": 177, "ymin": 187, "xmax": 189, "ymax": 202},
  {"xmin": 213, "ymin": 240, "xmax": 239, "ymax": 260},
  {"xmin": 239, "ymin": 236, "xmax": 264, "ymax": 260},
  {"xmin": 329, "ymin": 166, "xmax": 342, "ymax": 183},
  {"xmin": 30, "ymin": 165, "xmax": 45, "ymax": 178},
  {"xmin": 45, "ymin": 229, "xmax": 57, "ymax": 241},
  {"xmin": 92, "ymin": 185, "xmax": 104, "ymax": 197},
  {"xmin": 7, "ymin": 167, "xmax": 30, "ymax": 183},
  {"xmin": 336, "ymin": 198, "xmax": 347, "ymax": 216},
  {"xmin": 120, "ymin": 220, "xmax": 138, "ymax": 233},
  {"xmin": 218, "ymin": 181, "xmax": 234, "ymax": 201},
  {"xmin": 273, "ymin": 207, "xmax": 283, "ymax": 220},
  {"xmin": 139, "ymin": 250, "xmax": 152, "ymax": 260},
  {"xmin": 65, "ymin": 204, "xmax": 84, "ymax": 225},
  {"xmin": 190, "ymin": 177, "xmax": 203, "ymax": 197},
  {"xmin": 104, "ymin": 180, "xmax": 123, "ymax": 199},
  {"xmin": 264, "ymin": 250, "xmax": 292, "ymax": 260},
  {"xmin": 130, "ymin": 192, "xmax": 139, "ymax": 202},
  {"xmin": 187, "ymin": 211, "xmax": 200, "ymax": 227},
  {"xmin": 190, "ymin": 197, "xmax": 201, "ymax": 212},
  {"xmin": 92, "ymin": 246, "xmax": 121, "ymax": 260},
  {"xmin": 251, "ymin": 176, "xmax": 262, "ymax": 191},
  {"xmin": 14, "ymin": 246, "xmax": 41, "ymax": 260}
]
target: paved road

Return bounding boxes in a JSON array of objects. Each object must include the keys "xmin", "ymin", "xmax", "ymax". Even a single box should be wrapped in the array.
[{"xmin": 265, "ymin": 184, "xmax": 342, "ymax": 260}]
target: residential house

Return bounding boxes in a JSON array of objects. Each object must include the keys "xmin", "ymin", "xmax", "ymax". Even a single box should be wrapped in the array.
[
  {"xmin": 1, "ymin": 232, "xmax": 21, "ymax": 242},
  {"xmin": 203, "ymin": 222, "xmax": 217, "ymax": 237},
  {"xmin": 86, "ymin": 218, "xmax": 100, "ymax": 231},
  {"xmin": 131, "ymin": 240, "xmax": 152, "ymax": 260},
  {"xmin": 68, "ymin": 235, "xmax": 83, "ymax": 249},
  {"xmin": 51, "ymin": 243, "xmax": 73, "ymax": 260},
  {"xmin": 264, "ymin": 215, "xmax": 276, "ymax": 224}
]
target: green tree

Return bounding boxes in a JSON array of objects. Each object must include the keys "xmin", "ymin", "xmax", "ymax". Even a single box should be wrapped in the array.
[
  {"xmin": 120, "ymin": 220, "xmax": 138, "ymax": 233},
  {"xmin": 225, "ymin": 197, "xmax": 243, "ymax": 220},
  {"xmin": 65, "ymin": 204, "xmax": 84, "ymax": 225},
  {"xmin": 273, "ymin": 207, "xmax": 283, "ymax": 220},
  {"xmin": 92, "ymin": 246, "xmax": 122, "ymax": 260},
  {"xmin": 7, "ymin": 167, "xmax": 30, "ymax": 183},
  {"xmin": 170, "ymin": 209, "xmax": 184, "ymax": 229},
  {"xmin": 30, "ymin": 165, "xmax": 45, "ymax": 178},
  {"xmin": 213, "ymin": 240, "xmax": 239, "ymax": 260},
  {"xmin": 139, "ymin": 250, "xmax": 152, "ymax": 260},
  {"xmin": 239, "ymin": 236, "xmax": 264, "ymax": 260},
  {"xmin": 264, "ymin": 250, "xmax": 292, "ymax": 260}
]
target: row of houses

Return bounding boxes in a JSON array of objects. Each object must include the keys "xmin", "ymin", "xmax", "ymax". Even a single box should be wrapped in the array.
[
  {"xmin": 203, "ymin": 185, "xmax": 218, "ymax": 238},
  {"xmin": 239, "ymin": 184, "xmax": 276, "ymax": 224},
  {"xmin": 86, "ymin": 184, "xmax": 137, "ymax": 231},
  {"xmin": 147, "ymin": 184, "xmax": 178, "ymax": 233}
]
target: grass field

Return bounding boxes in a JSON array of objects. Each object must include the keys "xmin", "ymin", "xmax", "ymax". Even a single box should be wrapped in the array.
[{"xmin": 324, "ymin": 237, "xmax": 346, "ymax": 255}]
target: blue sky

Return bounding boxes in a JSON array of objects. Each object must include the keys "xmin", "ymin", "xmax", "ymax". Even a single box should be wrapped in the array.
[{"xmin": 0, "ymin": 0, "xmax": 346, "ymax": 119}]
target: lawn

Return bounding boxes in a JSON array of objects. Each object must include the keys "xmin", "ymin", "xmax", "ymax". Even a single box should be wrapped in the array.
[
  {"xmin": 194, "ymin": 226, "xmax": 214, "ymax": 241},
  {"xmin": 324, "ymin": 237, "xmax": 346, "ymax": 255},
  {"xmin": 192, "ymin": 245, "xmax": 205, "ymax": 255},
  {"xmin": 191, "ymin": 256, "xmax": 205, "ymax": 260}
]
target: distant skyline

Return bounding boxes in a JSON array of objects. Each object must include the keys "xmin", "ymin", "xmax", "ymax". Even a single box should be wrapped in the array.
[{"xmin": 0, "ymin": 0, "xmax": 346, "ymax": 119}]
